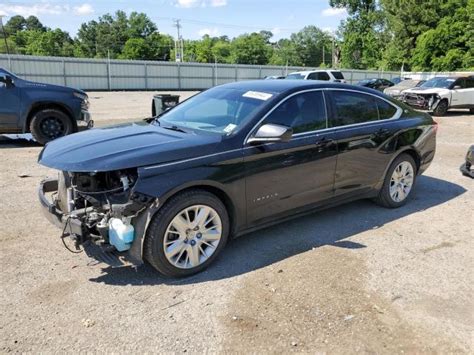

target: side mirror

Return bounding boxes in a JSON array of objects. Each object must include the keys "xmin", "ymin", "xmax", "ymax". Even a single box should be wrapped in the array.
[
  {"xmin": 453, "ymin": 85, "xmax": 462, "ymax": 90},
  {"xmin": 247, "ymin": 123, "xmax": 293, "ymax": 144},
  {"xmin": 0, "ymin": 75, "xmax": 13, "ymax": 87}
]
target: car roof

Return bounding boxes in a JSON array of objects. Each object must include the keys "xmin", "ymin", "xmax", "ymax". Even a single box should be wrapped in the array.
[
  {"xmin": 288, "ymin": 69, "xmax": 341, "ymax": 75},
  {"xmin": 217, "ymin": 80, "xmax": 388, "ymax": 97}
]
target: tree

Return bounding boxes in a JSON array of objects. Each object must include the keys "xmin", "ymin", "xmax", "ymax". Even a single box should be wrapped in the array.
[
  {"xmin": 212, "ymin": 39, "xmax": 232, "ymax": 63},
  {"xmin": 128, "ymin": 12, "xmax": 157, "ymax": 38},
  {"xmin": 25, "ymin": 16, "xmax": 46, "ymax": 32},
  {"xmin": 25, "ymin": 29, "xmax": 74, "ymax": 57},
  {"xmin": 120, "ymin": 38, "xmax": 149, "ymax": 59},
  {"xmin": 4, "ymin": 16, "xmax": 26, "ymax": 35},
  {"xmin": 290, "ymin": 26, "xmax": 331, "ymax": 67},
  {"xmin": 411, "ymin": 0, "xmax": 471, "ymax": 71},
  {"xmin": 331, "ymin": 0, "xmax": 386, "ymax": 69},
  {"xmin": 230, "ymin": 33, "xmax": 272, "ymax": 65}
]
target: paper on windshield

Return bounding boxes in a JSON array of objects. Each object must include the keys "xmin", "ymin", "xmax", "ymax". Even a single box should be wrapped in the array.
[
  {"xmin": 223, "ymin": 123, "xmax": 237, "ymax": 133},
  {"xmin": 243, "ymin": 91, "xmax": 273, "ymax": 101}
]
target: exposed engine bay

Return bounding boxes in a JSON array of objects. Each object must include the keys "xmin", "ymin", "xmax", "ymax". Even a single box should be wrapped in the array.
[{"xmin": 42, "ymin": 169, "xmax": 154, "ymax": 256}]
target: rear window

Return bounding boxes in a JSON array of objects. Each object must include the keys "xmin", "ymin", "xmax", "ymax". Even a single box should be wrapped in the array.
[
  {"xmin": 329, "ymin": 91, "xmax": 379, "ymax": 127},
  {"xmin": 376, "ymin": 98, "xmax": 397, "ymax": 119},
  {"xmin": 285, "ymin": 73, "xmax": 305, "ymax": 80},
  {"xmin": 331, "ymin": 71, "xmax": 345, "ymax": 80}
]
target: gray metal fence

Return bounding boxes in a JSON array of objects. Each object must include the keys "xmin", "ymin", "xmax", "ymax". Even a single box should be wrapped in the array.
[{"xmin": 0, "ymin": 54, "xmax": 403, "ymax": 91}]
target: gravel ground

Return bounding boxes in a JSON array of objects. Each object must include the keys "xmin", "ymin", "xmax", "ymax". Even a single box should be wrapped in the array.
[{"xmin": 0, "ymin": 91, "xmax": 473, "ymax": 353}]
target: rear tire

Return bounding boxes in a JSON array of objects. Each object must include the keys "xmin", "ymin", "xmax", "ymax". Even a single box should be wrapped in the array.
[
  {"xmin": 30, "ymin": 109, "xmax": 73, "ymax": 145},
  {"xmin": 375, "ymin": 153, "xmax": 417, "ymax": 208},
  {"xmin": 432, "ymin": 99, "xmax": 448, "ymax": 116},
  {"xmin": 144, "ymin": 189, "xmax": 229, "ymax": 277}
]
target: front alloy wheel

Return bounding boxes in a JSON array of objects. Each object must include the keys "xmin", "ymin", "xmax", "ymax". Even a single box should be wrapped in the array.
[
  {"xmin": 163, "ymin": 205, "xmax": 222, "ymax": 269},
  {"xmin": 145, "ymin": 189, "xmax": 229, "ymax": 277}
]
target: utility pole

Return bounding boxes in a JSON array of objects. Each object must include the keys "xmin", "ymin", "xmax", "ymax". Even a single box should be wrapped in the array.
[
  {"xmin": 0, "ymin": 15, "xmax": 10, "ymax": 56},
  {"xmin": 173, "ymin": 19, "xmax": 184, "ymax": 62}
]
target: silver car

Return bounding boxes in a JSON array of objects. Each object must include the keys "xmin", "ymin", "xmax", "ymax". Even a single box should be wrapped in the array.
[{"xmin": 384, "ymin": 80, "xmax": 425, "ymax": 99}]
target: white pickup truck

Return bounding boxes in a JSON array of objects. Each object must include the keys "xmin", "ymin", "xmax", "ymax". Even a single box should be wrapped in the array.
[{"xmin": 401, "ymin": 76, "xmax": 474, "ymax": 116}]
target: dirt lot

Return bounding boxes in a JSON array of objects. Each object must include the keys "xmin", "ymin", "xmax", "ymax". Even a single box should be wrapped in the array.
[{"xmin": 1, "ymin": 91, "xmax": 473, "ymax": 353}]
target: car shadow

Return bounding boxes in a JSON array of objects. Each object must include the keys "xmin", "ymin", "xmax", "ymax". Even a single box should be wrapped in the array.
[
  {"xmin": 89, "ymin": 175, "xmax": 466, "ymax": 286},
  {"xmin": 0, "ymin": 134, "xmax": 41, "ymax": 147}
]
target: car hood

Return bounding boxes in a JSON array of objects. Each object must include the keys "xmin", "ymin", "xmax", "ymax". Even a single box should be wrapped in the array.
[
  {"xmin": 19, "ymin": 78, "xmax": 86, "ymax": 96},
  {"xmin": 38, "ymin": 122, "xmax": 222, "ymax": 172},
  {"xmin": 403, "ymin": 87, "xmax": 450, "ymax": 95}
]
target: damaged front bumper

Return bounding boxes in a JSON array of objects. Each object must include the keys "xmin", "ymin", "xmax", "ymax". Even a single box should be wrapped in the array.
[
  {"xmin": 39, "ymin": 177, "xmax": 155, "ymax": 267},
  {"xmin": 402, "ymin": 93, "xmax": 441, "ymax": 111}
]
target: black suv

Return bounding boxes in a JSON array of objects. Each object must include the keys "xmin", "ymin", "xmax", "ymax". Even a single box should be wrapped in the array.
[
  {"xmin": 0, "ymin": 68, "xmax": 92, "ymax": 144},
  {"xmin": 39, "ymin": 80, "xmax": 437, "ymax": 277}
]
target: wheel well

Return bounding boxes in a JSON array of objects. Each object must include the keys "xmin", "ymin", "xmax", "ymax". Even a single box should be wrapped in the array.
[
  {"xmin": 26, "ymin": 103, "xmax": 75, "ymax": 133},
  {"xmin": 168, "ymin": 185, "xmax": 237, "ymax": 235},
  {"xmin": 402, "ymin": 149, "xmax": 421, "ymax": 173}
]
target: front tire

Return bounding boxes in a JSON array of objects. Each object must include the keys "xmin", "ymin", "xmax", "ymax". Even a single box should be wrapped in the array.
[
  {"xmin": 432, "ymin": 99, "xmax": 448, "ymax": 116},
  {"xmin": 375, "ymin": 153, "xmax": 416, "ymax": 208},
  {"xmin": 144, "ymin": 189, "xmax": 229, "ymax": 277},
  {"xmin": 30, "ymin": 109, "xmax": 73, "ymax": 145}
]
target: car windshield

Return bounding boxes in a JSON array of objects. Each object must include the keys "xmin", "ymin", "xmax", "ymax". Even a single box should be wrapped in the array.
[
  {"xmin": 0, "ymin": 68, "xmax": 18, "ymax": 79},
  {"xmin": 395, "ymin": 80, "xmax": 419, "ymax": 88},
  {"xmin": 285, "ymin": 73, "xmax": 305, "ymax": 80},
  {"xmin": 157, "ymin": 87, "xmax": 273, "ymax": 135},
  {"xmin": 420, "ymin": 77, "xmax": 455, "ymax": 89},
  {"xmin": 331, "ymin": 71, "xmax": 345, "ymax": 80}
]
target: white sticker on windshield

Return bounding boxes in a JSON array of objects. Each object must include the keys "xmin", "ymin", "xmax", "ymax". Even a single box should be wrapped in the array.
[
  {"xmin": 223, "ymin": 123, "xmax": 237, "ymax": 133},
  {"xmin": 243, "ymin": 91, "xmax": 273, "ymax": 101}
]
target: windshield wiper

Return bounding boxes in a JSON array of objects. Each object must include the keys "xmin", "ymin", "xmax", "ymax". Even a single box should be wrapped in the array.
[{"xmin": 162, "ymin": 125, "xmax": 187, "ymax": 133}]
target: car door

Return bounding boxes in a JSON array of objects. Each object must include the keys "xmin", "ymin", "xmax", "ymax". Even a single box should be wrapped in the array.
[
  {"xmin": 244, "ymin": 90, "xmax": 338, "ymax": 226},
  {"xmin": 451, "ymin": 78, "xmax": 474, "ymax": 107},
  {"xmin": 0, "ymin": 73, "xmax": 21, "ymax": 129},
  {"xmin": 326, "ymin": 89, "xmax": 401, "ymax": 196}
]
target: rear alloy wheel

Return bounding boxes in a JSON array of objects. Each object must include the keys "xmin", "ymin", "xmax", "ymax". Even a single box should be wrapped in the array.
[
  {"xmin": 375, "ymin": 153, "xmax": 416, "ymax": 208},
  {"xmin": 145, "ymin": 189, "xmax": 229, "ymax": 277},
  {"xmin": 30, "ymin": 109, "xmax": 73, "ymax": 145},
  {"xmin": 432, "ymin": 99, "xmax": 448, "ymax": 116}
]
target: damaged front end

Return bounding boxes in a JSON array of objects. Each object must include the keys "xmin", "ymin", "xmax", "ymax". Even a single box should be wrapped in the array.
[
  {"xmin": 402, "ymin": 92, "xmax": 441, "ymax": 111},
  {"xmin": 39, "ymin": 169, "xmax": 155, "ymax": 266}
]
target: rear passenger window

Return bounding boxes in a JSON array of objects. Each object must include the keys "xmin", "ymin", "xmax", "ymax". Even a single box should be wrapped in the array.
[
  {"xmin": 317, "ymin": 72, "xmax": 330, "ymax": 80},
  {"xmin": 263, "ymin": 91, "xmax": 327, "ymax": 134},
  {"xmin": 376, "ymin": 98, "xmax": 397, "ymax": 120},
  {"xmin": 329, "ymin": 91, "xmax": 378, "ymax": 127},
  {"xmin": 466, "ymin": 79, "xmax": 474, "ymax": 88}
]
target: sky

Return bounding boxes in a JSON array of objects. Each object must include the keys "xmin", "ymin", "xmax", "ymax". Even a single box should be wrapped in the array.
[{"xmin": 0, "ymin": 0, "xmax": 348, "ymax": 40}]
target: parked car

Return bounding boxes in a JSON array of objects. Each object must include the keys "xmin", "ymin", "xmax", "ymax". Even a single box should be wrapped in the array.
[
  {"xmin": 390, "ymin": 77, "xmax": 412, "ymax": 85},
  {"xmin": 384, "ymin": 79, "xmax": 426, "ymax": 99},
  {"xmin": 357, "ymin": 78, "xmax": 394, "ymax": 91},
  {"xmin": 0, "ymin": 68, "xmax": 93, "ymax": 144},
  {"xmin": 39, "ymin": 80, "xmax": 437, "ymax": 277},
  {"xmin": 402, "ymin": 76, "xmax": 474, "ymax": 116},
  {"xmin": 286, "ymin": 70, "xmax": 346, "ymax": 83},
  {"xmin": 460, "ymin": 145, "xmax": 474, "ymax": 178}
]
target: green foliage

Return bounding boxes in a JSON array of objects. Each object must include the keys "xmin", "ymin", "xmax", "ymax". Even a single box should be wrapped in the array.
[
  {"xmin": 0, "ymin": 3, "xmax": 471, "ymax": 70},
  {"xmin": 230, "ymin": 33, "xmax": 272, "ymax": 65}
]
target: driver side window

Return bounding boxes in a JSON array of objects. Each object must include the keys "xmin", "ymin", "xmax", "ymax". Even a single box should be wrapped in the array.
[{"xmin": 263, "ymin": 91, "xmax": 327, "ymax": 134}]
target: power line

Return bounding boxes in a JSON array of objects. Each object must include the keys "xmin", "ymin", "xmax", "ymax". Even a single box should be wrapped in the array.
[{"xmin": 155, "ymin": 16, "xmax": 299, "ymax": 33}]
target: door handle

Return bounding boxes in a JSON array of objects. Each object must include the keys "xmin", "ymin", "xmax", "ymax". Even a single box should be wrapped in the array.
[
  {"xmin": 315, "ymin": 137, "xmax": 334, "ymax": 148},
  {"xmin": 372, "ymin": 128, "xmax": 390, "ymax": 138}
]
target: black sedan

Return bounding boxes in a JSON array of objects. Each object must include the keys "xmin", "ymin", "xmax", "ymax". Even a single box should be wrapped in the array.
[
  {"xmin": 39, "ymin": 80, "xmax": 437, "ymax": 277},
  {"xmin": 357, "ymin": 78, "xmax": 395, "ymax": 91}
]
